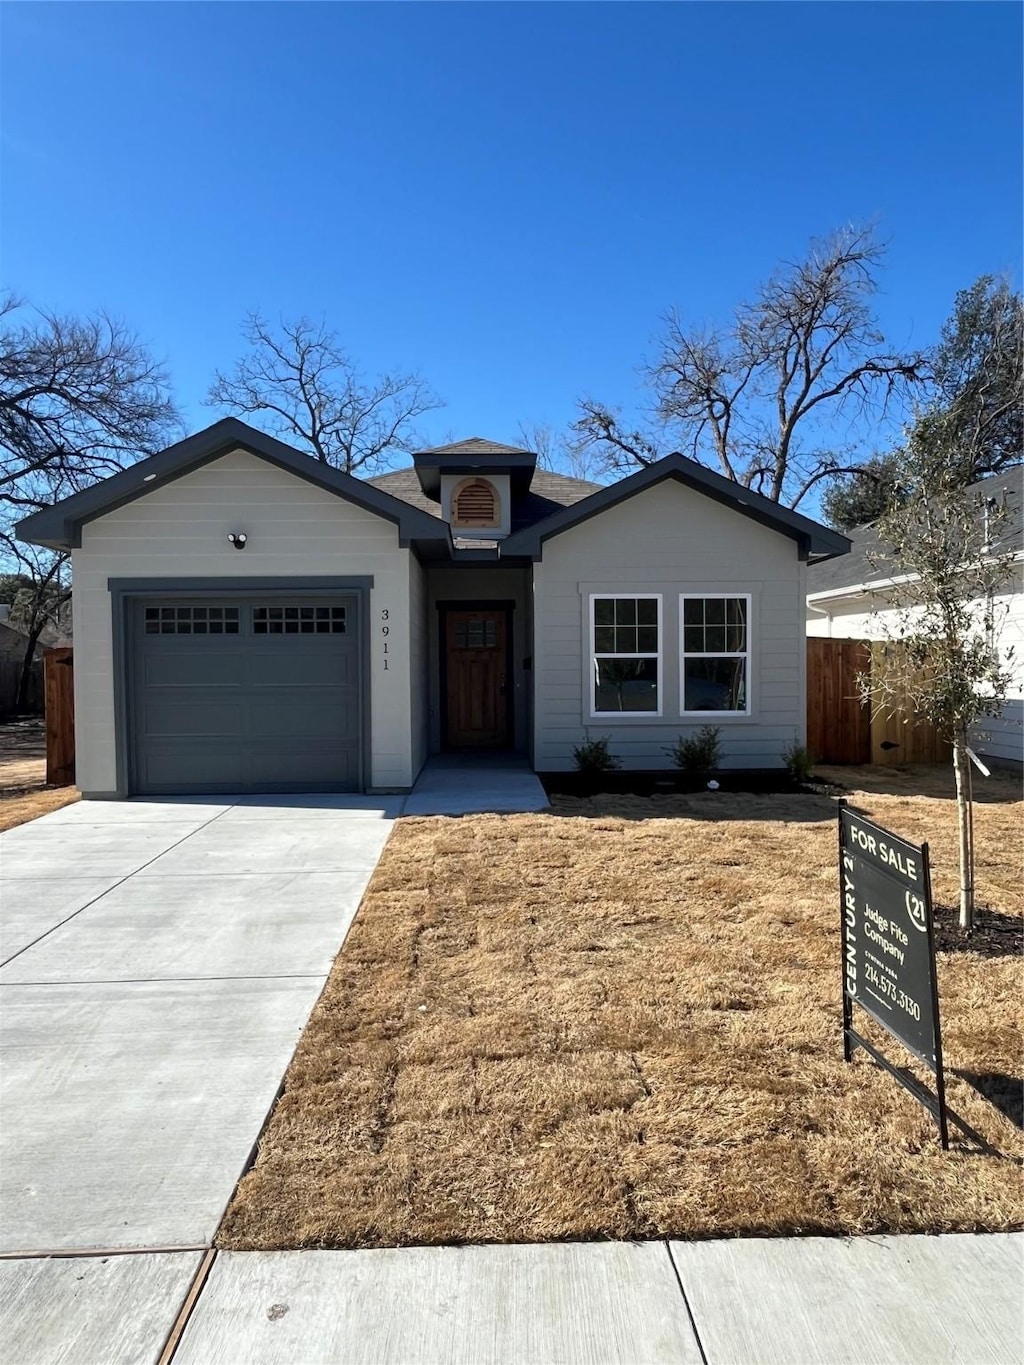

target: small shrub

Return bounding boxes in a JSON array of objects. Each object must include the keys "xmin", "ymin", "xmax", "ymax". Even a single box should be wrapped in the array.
[
  {"xmin": 782, "ymin": 741, "xmax": 814, "ymax": 785},
  {"xmin": 572, "ymin": 736, "xmax": 621, "ymax": 775},
  {"xmin": 664, "ymin": 725, "xmax": 722, "ymax": 780}
]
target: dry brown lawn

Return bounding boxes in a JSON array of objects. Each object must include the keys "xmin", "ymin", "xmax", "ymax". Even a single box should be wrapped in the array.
[
  {"xmin": 220, "ymin": 764, "xmax": 1023, "ymax": 1251},
  {"xmin": 0, "ymin": 718, "xmax": 79, "ymax": 830}
]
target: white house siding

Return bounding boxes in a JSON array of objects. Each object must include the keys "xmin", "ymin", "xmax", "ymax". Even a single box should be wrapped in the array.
[
  {"xmin": 531, "ymin": 481, "xmax": 806, "ymax": 771},
  {"xmin": 408, "ymin": 552, "xmax": 429, "ymax": 779},
  {"xmin": 805, "ymin": 584, "xmax": 1024, "ymax": 768},
  {"xmin": 71, "ymin": 448, "xmax": 416, "ymax": 794}
]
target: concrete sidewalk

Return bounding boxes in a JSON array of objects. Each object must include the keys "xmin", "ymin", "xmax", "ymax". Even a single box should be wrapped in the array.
[
  {"xmin": 172, "ymin": 1234, "xmax": 1024, "ymax": 1364},
  {"xmin": 2, "ymin": 1233, "xmax": 1019, "ymax": 1364}
]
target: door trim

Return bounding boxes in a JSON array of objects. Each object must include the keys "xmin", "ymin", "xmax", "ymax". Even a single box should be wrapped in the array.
[
  {"xmin": 109, "ymin": 576, "xmax": 374, "ymax": 798},
  {"xmin": 437, "ymin": 600, "xmax": 515, "ymax": 751}
]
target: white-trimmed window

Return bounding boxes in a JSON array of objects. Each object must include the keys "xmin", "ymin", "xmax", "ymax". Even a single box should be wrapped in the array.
[
  {"xmin": 590, "ymin": 594, "xmax": 662, "ymax": 716},
  {"xmin": 680, "ymin": 594, "xmax": 751, "ymax": 715}
]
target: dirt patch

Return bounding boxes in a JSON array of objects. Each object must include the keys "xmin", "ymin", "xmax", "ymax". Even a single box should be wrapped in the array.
[
  {"xmin": 219, "ymin": 768, "xmax": 1023, "ymax": 1251},
  {"xmin": 0, "ymin": 717, "xmax": 47, "ymax": 793},
  {"xmin": 0, "ymin": 718, "xmax": 79, "ymax": 829}
]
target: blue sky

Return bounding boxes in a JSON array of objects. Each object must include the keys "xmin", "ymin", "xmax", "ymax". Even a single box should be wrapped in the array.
[{"xmin": 2, "ymin": 1, "xmax": 1021, "ymax": 481}]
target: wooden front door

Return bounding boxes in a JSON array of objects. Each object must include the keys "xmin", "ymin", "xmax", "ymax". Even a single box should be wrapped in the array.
[{"xmin": 444, "ymin": 608, "xmax": 510, "ymax": 748}]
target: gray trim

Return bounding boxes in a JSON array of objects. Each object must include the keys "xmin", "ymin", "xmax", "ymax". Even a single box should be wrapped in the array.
[
  {"xmin": 412, "ymin": 451, "xmax": 537, "ymax": 498},
  {"xmin": 500, "ymin": 454, "xmax": 851, "ymax": 560},
  {"xmin": 107, "ymin": 575, "xmax": 375, "ymax": 594},
  {"xmin": 109, "ymin": 575, "xmax": 373, "ymax": 797},
  {"xmin": 15, "ymin": 418, "xmax": 452, "ymax": 551}
]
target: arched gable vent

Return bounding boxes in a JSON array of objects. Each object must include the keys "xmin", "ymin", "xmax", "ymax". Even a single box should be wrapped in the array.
[{"xmin": 451, "ymin": 478, "xmax": 500, "ymax": 528}]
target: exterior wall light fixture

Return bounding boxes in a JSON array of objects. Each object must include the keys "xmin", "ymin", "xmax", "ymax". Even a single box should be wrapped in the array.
[{"xmin": 227, "ymin": 532, "xmax": 248, "ymax": 550}]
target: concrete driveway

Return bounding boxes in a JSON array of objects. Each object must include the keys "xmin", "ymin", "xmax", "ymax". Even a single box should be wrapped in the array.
[{"xmin": 0, "ymin": 793, "xmax": 398, "ymax": 1256}]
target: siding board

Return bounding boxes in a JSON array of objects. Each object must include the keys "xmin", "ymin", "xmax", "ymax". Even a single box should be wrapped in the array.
[
  {"xmin": 72, "ymin": 448, "xmax": 415, "ymax": 794},
  {"xmin": 532, "ymin": 482, "xmax": 804, "ymax": 771}
]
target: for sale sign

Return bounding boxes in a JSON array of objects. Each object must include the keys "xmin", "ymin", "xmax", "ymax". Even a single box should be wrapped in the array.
[
  {"xmin": 839, "ymin": 806, "xmax": 940, "ymax": 1066},
  {"xmin": 838, "ymin": 803, "xmax": 948, "ymax": 1146}
]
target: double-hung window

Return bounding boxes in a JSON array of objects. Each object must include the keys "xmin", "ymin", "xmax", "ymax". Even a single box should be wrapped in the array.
[
  {"xmin": 590, "ymin": 595, "xmax": 661, "ymax": 715},
  {"xmin": 680, "ymin": 595, "xmax": 751, "ymax": 714}
]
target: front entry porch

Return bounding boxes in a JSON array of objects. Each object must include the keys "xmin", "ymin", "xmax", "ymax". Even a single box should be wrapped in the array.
[
  {"xmin": 402, "ymin": 753, "xmax": 548, "ymax": 816},
  {"xmin": 425, "ymin": 563, "xmax": 533, "ymax": 757}
]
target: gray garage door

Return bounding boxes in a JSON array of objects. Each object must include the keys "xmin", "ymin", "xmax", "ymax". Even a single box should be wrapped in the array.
[{"xmin": 130, "ymin": 596, "xmax": 362, "ymax": 794}]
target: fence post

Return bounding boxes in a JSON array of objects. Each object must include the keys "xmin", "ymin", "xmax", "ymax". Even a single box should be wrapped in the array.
[{"xmin": 44, "ymin": 646, "xmax": 75, "ymax": 787}]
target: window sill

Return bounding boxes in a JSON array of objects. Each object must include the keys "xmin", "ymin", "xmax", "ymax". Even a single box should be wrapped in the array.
[
  {"xmin": 589, "ymin": 712, "xmax": 665, "ymax": 722},
  {"xmin": 680, "ymin": 711, "xmax": 755, "ymax": 723}
]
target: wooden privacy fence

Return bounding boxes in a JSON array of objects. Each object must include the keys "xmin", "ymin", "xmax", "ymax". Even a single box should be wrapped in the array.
[
  {"xmin": 806, "ymin": 638, "xmax": 950, "ymax": 767},
  {"xmin": 44, "ymin": 647, "xmax": 75, "ymax": 787}
]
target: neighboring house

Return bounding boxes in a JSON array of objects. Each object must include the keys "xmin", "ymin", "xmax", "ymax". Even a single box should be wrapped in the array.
[
  {"xmin": 0, "ymin": 610, "xmax": 51, "ymax": 715},
  {"xmin": 16, "ymin": 417, "xmax": 848, "ymax": 797},
  {"xmin": 806, "ymin": 468, "xmax": 1024, "ymax": 770},
  {"xmin": 0, "ymin": 612, "xmax": 42, "ymax": 663},
  {"xmin": 0, "ymin": 606, "xmax": 71, "ymax": 656}
]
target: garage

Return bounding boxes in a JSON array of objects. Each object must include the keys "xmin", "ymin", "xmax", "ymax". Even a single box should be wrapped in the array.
[{"xmin": 129, "ymin": 594, "xmax": 363, "ymax": 794}]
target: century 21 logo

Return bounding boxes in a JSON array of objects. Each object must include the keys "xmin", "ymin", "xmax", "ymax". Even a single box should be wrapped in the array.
[{"xmin": 905, "ymin": 891, "xmax": 928, "ymax": 933}]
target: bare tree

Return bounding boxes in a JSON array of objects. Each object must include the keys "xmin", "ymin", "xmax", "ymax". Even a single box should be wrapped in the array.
[
  {"xmin": 573, "ymin": 226, "xmax": 925, "ymax": 507},
  {"xmin": 0, "ymin": 542, "xmax": 70, "ymax": 709},
  {"xmin": 0, "ymin": 293, "xmax": 180, "ymax": 513},
  {"xmin": 516, "ymin": 421, "xmax": 606, "ymax": 483},
  {"xmin": 860, "ymin": 427, "xmax": 1019, "ymax": 933},
  {"xmin": 208, "ymin": 313, "xmax": 442, "ymax": 476},
  {"xmin": 568, "ymin": 402, "xmax": 662, "ymax": 478},
  {"xmin": 0, "ymin": 294, "xmax": 181, "ymax": 706}
]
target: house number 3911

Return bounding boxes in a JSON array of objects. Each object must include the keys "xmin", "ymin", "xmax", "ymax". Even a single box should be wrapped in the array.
[{"xmin": 381, "ymin": 608, "xmax": 390, "ymax": 670}]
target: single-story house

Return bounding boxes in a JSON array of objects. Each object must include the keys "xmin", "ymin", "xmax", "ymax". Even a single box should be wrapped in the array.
[
  {"xmin": 16, "ymin": 417, "xmax": 849, "ymax": 797},
  {"xmin": 806, "ymin": 468, "xmax": 1023, "ymax": 770}
]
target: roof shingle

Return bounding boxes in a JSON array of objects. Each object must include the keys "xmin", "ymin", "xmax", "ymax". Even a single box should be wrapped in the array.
[{"xmin": 368, "ymin": 466, "xmax": 604, "ymax": 532}]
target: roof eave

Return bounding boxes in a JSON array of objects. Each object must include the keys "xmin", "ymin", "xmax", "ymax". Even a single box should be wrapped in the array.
[
  {"xmin": 501, "ymin": 455, "xmax": 851, "ymax": 560},
  {"xmin": 15, "ymin": 418, "xmax": 449, "ymax": 551}
]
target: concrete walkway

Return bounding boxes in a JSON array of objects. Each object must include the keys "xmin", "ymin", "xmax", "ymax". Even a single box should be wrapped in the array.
[{"xmin": 403, "ymin": 753, "xmax": 549, "ymax": 816}]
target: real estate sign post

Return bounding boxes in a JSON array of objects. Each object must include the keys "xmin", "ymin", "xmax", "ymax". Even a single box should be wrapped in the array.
[{"xmin": 837, "ymin": 801, "xmax": 948, "ymax": 1149}]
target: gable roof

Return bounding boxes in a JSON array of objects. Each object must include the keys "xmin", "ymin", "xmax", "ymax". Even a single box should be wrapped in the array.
[
  {"xmin": 500, "ymin": 452, "xmax": 851, "ymax": 561},
  {"xmin": 15, "ymin": 418, "xmax": 452, "ymax": 552},
  {"xmin": 414, "ymin": 437, "xmax": 533, "ymax": 458},
  {"xmin": 806, "ymin": 467, "xmax": 1024, "ymax": 597}
]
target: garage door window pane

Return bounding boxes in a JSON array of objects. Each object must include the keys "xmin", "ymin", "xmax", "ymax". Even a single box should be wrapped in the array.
[
  {"xmin": 144, "ymin": 606, "xmax": 239, "ymax": 635},
  {"xmin": 253, "ymin": 605, "xmax": 347, "ymax": 635}
]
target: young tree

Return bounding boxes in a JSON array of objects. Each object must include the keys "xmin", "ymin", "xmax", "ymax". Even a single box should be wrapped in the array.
[
  {"xmin": 572, "ymin": 226, "xmax": 924, "ymax": 506},
  {"xmin": 861, "ymin": 429, "xmax": 1019, "ymax": 932},
  {"xmin": 208, "ymin": 313, "xmax": 442, "ymax": 476}
]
